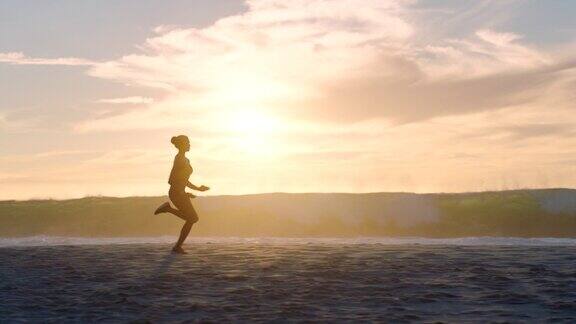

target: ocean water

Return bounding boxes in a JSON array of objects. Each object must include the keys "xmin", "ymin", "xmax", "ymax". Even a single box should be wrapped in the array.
[
  {"xmin": 2, "ymin": 237, "xmax": 576, "ymax": 322},
  {"xmin": 3, "ymin": 235, "xmax": 576, "ymax": 247}
]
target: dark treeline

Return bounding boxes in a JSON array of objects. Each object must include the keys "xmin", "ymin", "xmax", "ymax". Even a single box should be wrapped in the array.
[{"xmin": 1, "ymin": 189, "xmax": 576, "ymax": 237}]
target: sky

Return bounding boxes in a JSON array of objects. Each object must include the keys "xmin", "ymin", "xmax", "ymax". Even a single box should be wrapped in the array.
[{"xmin": 1, "ymin": 0, "xmax": 576, "ymax": 200}]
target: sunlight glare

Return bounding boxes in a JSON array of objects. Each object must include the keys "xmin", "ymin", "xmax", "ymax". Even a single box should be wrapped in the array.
[{"xmin": 221, "ymin": 109, "xmax": 283, "ymax": 156}]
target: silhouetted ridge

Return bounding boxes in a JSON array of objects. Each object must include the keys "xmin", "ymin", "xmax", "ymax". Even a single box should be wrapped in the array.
[{"xmin": 1, "ymin": 189, "xmax": 576, "ymax": 237}]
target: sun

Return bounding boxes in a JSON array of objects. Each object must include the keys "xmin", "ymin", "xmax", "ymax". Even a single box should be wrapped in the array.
[
  {"xmin": 226, "ymin": 109, "xmax": 280, "ymax": 134},
  {"xmin": 221, "ymin": 109, "xmax": 283, "ymax": 156}
]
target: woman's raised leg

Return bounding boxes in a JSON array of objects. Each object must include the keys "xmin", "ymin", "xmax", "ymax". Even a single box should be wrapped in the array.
[{"xmin": 165, "ymin": 206, "xmax": 189, "ymax": 222}]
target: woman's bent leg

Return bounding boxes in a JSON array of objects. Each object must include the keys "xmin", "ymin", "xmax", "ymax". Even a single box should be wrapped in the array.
[
  {"xmin": 168, "ymin": 189, "xmax": 196, "ymax": 221},
  {"xmin": 165, "ymin": 206, "xmax": 189, "ymax": 221}
]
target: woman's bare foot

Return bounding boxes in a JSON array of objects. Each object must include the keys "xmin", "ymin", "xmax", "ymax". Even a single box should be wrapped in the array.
[
  {"xmin": 172, "ymin": 246, "xmax": 187, "ymax": 254},
  {"xmin": 154, "ymin": 202, "xmax": 171, "ymax": 215}
]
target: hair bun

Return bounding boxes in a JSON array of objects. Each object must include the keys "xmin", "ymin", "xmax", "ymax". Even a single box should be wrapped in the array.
[{"xmin": 171, "ymin": 135, "xmax": 189, "ymax": 148}]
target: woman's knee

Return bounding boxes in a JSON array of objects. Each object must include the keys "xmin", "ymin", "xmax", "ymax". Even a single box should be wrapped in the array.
[{"xmin": 187, "ymin": 213, "xmax": 199, "ymax": 224}]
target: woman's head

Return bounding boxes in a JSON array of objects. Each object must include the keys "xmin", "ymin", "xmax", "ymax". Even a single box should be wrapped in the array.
[{"xmin": 171, "ymin": 135, "xmax": 190, "ymax": 152}]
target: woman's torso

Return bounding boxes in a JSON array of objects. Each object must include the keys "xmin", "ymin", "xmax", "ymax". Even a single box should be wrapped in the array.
[{"xmin": 168, "ymin": 153, "xmax": 192, "ymax": 191}]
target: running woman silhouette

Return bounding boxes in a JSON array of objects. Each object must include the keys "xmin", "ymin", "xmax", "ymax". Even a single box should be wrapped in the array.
[{"xmin": 154, "ymin": 135, "xmax": 209, "ymax": 254}]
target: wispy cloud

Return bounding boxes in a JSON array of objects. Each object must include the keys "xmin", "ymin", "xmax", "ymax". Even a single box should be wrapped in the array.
[
  {"xmin": 0, "ymin": 111, "xmax": 47, "ymax": 134},
  {"xmin": 0, "ymin": 113, "xmax": 6, "ymax": 130},
  {"xmin": 0, "ymin": 52, "xmax": 95, "ymax": 66},
  {"xmin": 96, "ymin": 96, "xmax": 154, "ymax": 104}
]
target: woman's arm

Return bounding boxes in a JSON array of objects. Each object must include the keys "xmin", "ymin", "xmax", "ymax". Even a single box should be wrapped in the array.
[{"xmin": 187, "ymin": 182, "xmax": 210, "ymax": 191}]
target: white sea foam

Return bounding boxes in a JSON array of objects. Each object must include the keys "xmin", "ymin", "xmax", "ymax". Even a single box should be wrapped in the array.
[{"xmin": 2, "ymin": 236, "xmax": 576, "ymax": 247}]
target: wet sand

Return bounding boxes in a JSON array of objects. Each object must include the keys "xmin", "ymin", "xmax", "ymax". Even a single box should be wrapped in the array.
[{"xmin": 2, "ymin": 242, "xmax": 576, "ymax": 322}]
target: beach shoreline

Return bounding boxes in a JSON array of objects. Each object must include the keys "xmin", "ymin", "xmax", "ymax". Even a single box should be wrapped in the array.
[{"xmin": 2, "ymin": 241, "xmax": 576, "ymax": 322}]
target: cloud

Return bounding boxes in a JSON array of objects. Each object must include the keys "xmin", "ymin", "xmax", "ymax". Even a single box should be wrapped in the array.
[
  {"xmin": 0, "ymin": 111, "xmax": 46, "ymax": 133},
  {"xmin": 423, "ymin": 29, "xmax": 550, "ymax": 78},
  {"xmin": 0, "ymin": 150, "xmax": 100, "ymax": 163},
  {"xmin": 2, "ymin": 0, "xmax": 574, "ymax": 132},
  {"xmin": 0, "ymin": 52, "xmax": 95, "ymax": 66},
  {"xmin": 74, "ymin": 94, "xmax": 205, "ymax": 132},
  {"xmin": 1, "ymin": 0, "xmax": 575, "ymax": 140},
  {"xmin": 96, "ymin": 96, "xmax": 154, "ymax": 104},
  {"xmin": 0, "ymin": 113, "xmax": 6, "ymax": 131},
  {"xmin": 303, "ymin": 58, "xmax": 576, "ymax": 123},
  {"xmin": 502, "ymin": 123, "xmax": 576, "ymax": 140},
  {"xmin": 72, "ymin": 0, "xmax": 574, "ymax": 131}
]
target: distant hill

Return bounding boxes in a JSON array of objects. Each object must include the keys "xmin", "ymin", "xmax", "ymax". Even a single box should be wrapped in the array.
[{"xmin": 1, "ymin": 189, "xmax": 576, "ymax": 237}]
